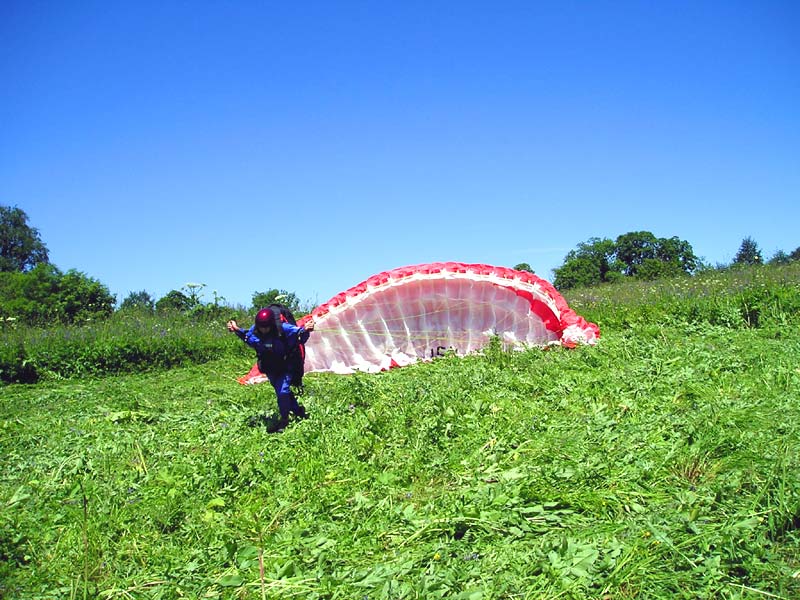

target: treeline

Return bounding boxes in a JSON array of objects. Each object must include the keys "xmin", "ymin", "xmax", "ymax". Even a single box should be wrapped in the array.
[
  {"xmin": 0, "ymin": 205, "xmax": 306, "ymax": 327},
  {"xmin": 3, "ymin": 204, "xmax": 799, "ymax": 328},
  {"xmin": 550, "ymin": 232, "xmax": 799, "ymax": 290},
  {"xmin": 0, "ymin": 263, "xmax": 308, "ymax": 327}
]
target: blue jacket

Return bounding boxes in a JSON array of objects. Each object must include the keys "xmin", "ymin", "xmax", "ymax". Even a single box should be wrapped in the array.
[{"xmin": 236, "ymin": 322, "xmax": 310, "ymax": 373}]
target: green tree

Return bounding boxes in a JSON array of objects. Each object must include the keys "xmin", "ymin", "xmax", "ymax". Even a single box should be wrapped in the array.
[
  {"xmin": 513, "ymin": 263, "xmax": 534, "ymax": 273},
  {"xmin": 553, "ymin": 237, "xmax": 620, "ymax": 290},
  {"xmin": 635, "ymin": 258, "xmax": 683, "ymax": 280},
  {"xmin": 251, "ymin": 289, "xmax": 301, "ymax": 314},
  {"xmin": 0, "ymin": 205, "xmax": 50, "ymax": 272},
  {"xmin": 0, "ymin": 263, "xmax": 114, "ymax": 324},
  {"xmin": 655, "ymin": 236, "xmax": 699, "ymax": 275},
  {"xmin": 789, "ymin": 246, "xmax": 800, "ymax": 262},
  {"xmin": 614, "ymin": 232, "xmax": 698, "ymax": 279},
  {"xmin": 769, "ymin": 250, "xmax": 790, "ymax": 265},
  {"xmin": 615, "ymin": 231, "xmax": 659, "ymax": 277},
  {"xmin": 156, "ymin": 290, "xmax": 193, "ymax": 313},
  {"xmin": 553, "ymin": 232, "xmax": 699, "ymax": 290},
  {"xmin": 733, "ymin": 237, "xmax": 762, "ymax": 266},
  {"xmin": 57, "ymin": 270, "xmax": 116, "ymax": 322},
  {"xmin": 120, "ymin": 290, "xmax": 156, "ymax": 312}
]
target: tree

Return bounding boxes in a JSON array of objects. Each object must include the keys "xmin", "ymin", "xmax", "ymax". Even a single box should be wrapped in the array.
[
  {"xmin": 252, "ymin": 289, "xmax": 301, "ymax": 314},
  {"xmin": 120, "ymin": 290, "xmax": 156, "ymax": 312},
  {"xmin": 58, "ymin": 269, "xmax": 116, "ymax": 322},
  {"xmin": 156, "ymin": 290, "xmax": 193, "ymax": 313},
  {"xmin": 513, "ymin": 263, "xmax": 534, "ymax": 273},
  {"xmin": 615, "ymin": 231, "xmax": 659, "ymax": 277},
  {"xmin": 789, "ymin": 246, "xmax": 800, "ymax": 262},
  {"xmin": 613, "ymin": 232, "xmax": 698, "ymax": 279},
  {"xmin": 635, "ymin": 257, "xmax": 685, "ymax": 280},
  {"xmin": 1, "ymin": 205, "xmax": 49, "ymax": 272},
  {"xmin": 654, "ymin": 236, "xmax": 699, "ymax": 275},
  {"xmin": 0, "ymin": 263, "xmax": 114, "ymax": 324},
  {"xmin": 768, "ymin": 250, "xmax": 790, "ymax": 265},
  {"xmin": 553, "ymin": 237, "xmax": 620, "ymax": 289},
  {"xmin": 733, "ymin": 237, "xmax": 762, "ymax": 266},
  {"xmin": 553, "ymin": 232, "xmax": 699, "ymax": 290}
]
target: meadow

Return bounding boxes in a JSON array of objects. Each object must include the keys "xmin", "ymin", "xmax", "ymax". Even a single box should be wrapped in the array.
[{"xmin": 1, "ymin": 264, "xmax": 799, "ymax": 599}]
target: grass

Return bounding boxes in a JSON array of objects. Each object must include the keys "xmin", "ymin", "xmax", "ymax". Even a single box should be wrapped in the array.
[{"xmin": 1, "ymin": 265, "xmax": 800, "ymax": 598}]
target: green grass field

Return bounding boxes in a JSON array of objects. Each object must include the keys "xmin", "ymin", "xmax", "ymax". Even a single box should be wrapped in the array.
[{"xmin": 2, "ymin": 265, "xmax": 799, "ymax": 599}]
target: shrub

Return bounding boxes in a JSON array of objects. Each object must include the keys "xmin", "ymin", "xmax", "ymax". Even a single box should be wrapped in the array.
[{"xmin": 0, "ymin": 264, "xmax": 114, "ymax": 325}]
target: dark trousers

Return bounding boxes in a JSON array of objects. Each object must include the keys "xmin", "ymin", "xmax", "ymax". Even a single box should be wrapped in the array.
[{"xmin": 266, "ymin": 371, "xmax": 300, "ymax": 419}]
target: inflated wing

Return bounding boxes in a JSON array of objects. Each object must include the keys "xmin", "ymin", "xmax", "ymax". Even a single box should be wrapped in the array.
[{"xmin": 293, "ymin": 262, "xmax": 598, "ymax": 375}]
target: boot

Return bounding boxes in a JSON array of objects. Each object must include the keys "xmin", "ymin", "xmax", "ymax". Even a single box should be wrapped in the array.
[
  {"xmin": 266, "ymin": 414, "xmax": 289, "ymax": 433},
  {"xmin": 246, "ymin": 412, "xmax": 270, "ymax": 428}
]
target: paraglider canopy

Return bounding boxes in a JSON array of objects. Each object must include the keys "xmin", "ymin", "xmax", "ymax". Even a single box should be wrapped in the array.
[{"xmin": 281, "ymin": 262, "xmax": 597, "ymax": 377}]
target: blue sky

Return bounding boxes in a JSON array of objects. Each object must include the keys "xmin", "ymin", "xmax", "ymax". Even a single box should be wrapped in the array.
[{"xmin": 2, "ymin": 1, "xmax": 798, "ymax": 309}]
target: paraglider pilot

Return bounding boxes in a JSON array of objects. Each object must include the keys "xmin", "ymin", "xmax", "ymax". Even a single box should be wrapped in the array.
[{"xmin": 227, "ymin": 308, "xmax": 315, "ymax": 431}]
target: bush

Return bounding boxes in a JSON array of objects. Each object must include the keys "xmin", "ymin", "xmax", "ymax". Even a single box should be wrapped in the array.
[{"xmin": 0, "ymin": 264, "xmax": 114, "ymax": 325}]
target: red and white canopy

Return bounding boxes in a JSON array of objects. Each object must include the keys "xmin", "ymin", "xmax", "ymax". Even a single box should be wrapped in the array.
[{"xmin": 294, "ymin": 262, "xmax": 599, "ymax": 375}]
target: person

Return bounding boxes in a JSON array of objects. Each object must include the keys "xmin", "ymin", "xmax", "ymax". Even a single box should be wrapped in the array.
[{"xmin": 227, "ymin": 308, "xmax": 315, "ymax": 431}]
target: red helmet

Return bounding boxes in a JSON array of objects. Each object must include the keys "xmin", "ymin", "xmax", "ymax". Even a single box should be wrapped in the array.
[{"xmin": 255, "ymin": 308, "xmax": 274, "ymax": 327}]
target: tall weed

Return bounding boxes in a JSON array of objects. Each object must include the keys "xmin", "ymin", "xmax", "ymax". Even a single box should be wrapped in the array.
[
  {"xmin": 0, "ymin": 310, "xmax": 249, "ymax": 383},
  {"xmin": 566, "ymin": 262, "xmax": 800, "ymax": 331}
]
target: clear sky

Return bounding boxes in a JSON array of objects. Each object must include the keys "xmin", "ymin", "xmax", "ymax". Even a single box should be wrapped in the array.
[{"xmin": 2, "ymin": 1, "xmax": 798, "ymax": 309}]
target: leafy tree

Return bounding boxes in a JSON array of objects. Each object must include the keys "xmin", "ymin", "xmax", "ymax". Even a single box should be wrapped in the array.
[
  {"xmin": 0, "ymin": 263, "xmax": 114, "ymax": 324},
  {"xmin": 58, "ymin": 270, "xmax": 116, "ymax": 322},
  {"xmin": 553, "ymin": 237, "xmax": 620, "ymax": 289},
  {"xmin": 252, "ymin": 289, "xmax": 301, "ymax": 314},
  {"xmin": 156, "ymin": 290, "xmax": 193, "ymax": 313},
  {"xmin": 733, "ymin": 237, "xmax": 762, "ymax": 266},
  {"xmin": 654, "ymin": 236, "xmax": 699, "ymax": 275},
  {"xmin": 789, "ymin": 246, "xmax": 800, "ymax": 262},
  {"xmin": 768, "ymin": 250, "xmax": 790, "ymax": 265},
  {"xmin": 120, "ymin": 290, "xmax": 156, "ymax": 312},
  {"xmin": 615, "ymin": 231, "xmax": 660, "ymax": 277},
  {"xmin": 635, "ymin": 257, "xmax": 686, "ymax": 280},
  {"xmin": 513, "ymin": 263, "xmax": 534, "ymax": 273},
  {"xmin": 614, "ymin": 232, "xmax": 698, "ymax": 279},
  {"xmin": 1, "ymin": 205, "xmax": 49, "ymax": 272},
  {"xmin": 0, "ymin": 263, "xmax": 59, "ymax": 323},
  {"xmin": 553, "ymin": 232, "xmax": 699, "ymax": 289}
]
